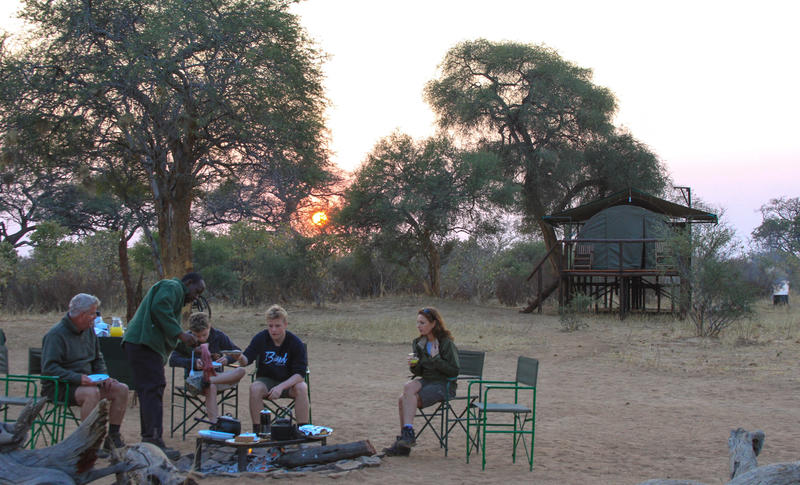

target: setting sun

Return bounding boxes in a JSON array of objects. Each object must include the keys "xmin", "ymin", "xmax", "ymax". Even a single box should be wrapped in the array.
[{"xmin": 311, "ymin": 211, "xmax": 328, "ymax": 226}]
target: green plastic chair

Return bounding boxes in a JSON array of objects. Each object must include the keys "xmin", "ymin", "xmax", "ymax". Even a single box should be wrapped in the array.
[
  {"xmin": 416, "ymin": 349, "xmax": 485, "ymax": 455},
  {"xmin": 27, "ymin": 347, "xmax": 80, "ymax": 447},
  {"xmin": 466, "ymin": 356, "xmax": 538, "ymax": 471},
  {"xmin": 1, "ymin": 372, "xmax": 73, "ymax": 448}
]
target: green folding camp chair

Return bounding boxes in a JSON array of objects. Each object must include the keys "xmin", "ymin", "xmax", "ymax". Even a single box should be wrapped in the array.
[
  {"xmin": 467, "ymin": 356, "xmax": 538, "ymax": 471},
  {"xmin": 416, "ymin": 349, "xmax": 485, "ymax": 455}
]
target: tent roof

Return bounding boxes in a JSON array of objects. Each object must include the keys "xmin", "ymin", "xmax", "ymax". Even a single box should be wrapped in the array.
[{"xmin": 543, "ymin": 188, "xmax": 717, "ymax": 225}]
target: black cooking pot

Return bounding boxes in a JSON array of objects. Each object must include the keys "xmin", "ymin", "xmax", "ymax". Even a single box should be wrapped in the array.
[
  {"xmin": 195, "ymin": 415, "xmax": 241, "ymax": 435},
  {"xmin": 271, "ymin": 417, "xmax": 297, "ymax": 441}
]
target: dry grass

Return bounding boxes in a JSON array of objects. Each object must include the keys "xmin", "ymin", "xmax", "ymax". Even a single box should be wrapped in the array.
[{"xmin": 3, "ymin": 295, "xmax": 798, "ymax": 379}]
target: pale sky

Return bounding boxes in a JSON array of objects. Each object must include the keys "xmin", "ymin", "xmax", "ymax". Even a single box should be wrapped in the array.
[{"xmin": 3, "ymin": 0, "xmax": 799, "ymax": 242}]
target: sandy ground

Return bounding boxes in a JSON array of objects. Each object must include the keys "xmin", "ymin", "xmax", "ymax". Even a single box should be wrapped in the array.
[{"xmin": 2, "ymin": 299, "xmax": 800, "ymax": 484}]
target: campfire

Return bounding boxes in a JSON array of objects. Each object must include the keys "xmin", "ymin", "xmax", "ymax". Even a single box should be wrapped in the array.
[{"xmin": 181, "ymin": 440, "xmax": 381, "ymax": 476}]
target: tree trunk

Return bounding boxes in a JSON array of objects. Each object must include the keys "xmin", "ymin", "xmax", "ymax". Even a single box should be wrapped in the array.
[
  {"xmin": 0, "ymin": 399, "xmax": 135, "ymax": 484},
  {"xmin": 153, "ymin": 145, "xmax": 195, "ymax": 279},
  {"xmin": 276, "ymin": 440, "xmax": 375, "ymax": 468},
  {"xmin": 638, "ymin": 428, "xmax": 800, "ymax": 485},
  {"xmin": 427, "ymin": 245, "xmax": 441, "ymax": 297},
  {"xmin": 538, "ymin": 218, "xmax": 562, "ymax": 273},
  {"xmin": 728, "ymin": 428, "xmax": 764, "ymax": 479},
  {"xmin": 118, "ymin": 231, "xmax": 138, "ymax": 323}
]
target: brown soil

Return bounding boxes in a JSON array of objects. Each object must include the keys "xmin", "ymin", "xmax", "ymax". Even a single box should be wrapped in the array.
[{"xmin": 2, "ymin": 297, "xmax": 798, "ymax": 484}]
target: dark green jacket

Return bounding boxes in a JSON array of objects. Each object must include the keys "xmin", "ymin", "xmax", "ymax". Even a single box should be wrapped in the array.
[
  {"xmin": 410, "ymin": 335, "xmax": 459, "ymax": 381},
  {"xmin": 41, "ymin": 314, "xmax": 106, "ymax": 393},
  {"xmin": 123, "ymin": 278, "xmax": 189, "ymax": 362}
]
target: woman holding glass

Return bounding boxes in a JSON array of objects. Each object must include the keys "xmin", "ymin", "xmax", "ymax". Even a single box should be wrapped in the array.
[{"xmin": 383, "ymin": 307, "xmax": 460, "ymax": 456}]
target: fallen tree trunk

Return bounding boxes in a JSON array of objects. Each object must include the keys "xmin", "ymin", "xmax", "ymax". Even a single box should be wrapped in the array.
[
  {"xmin": 0, "ymin": 399, "xmax": 137, "ymax": 484},
  {"xmin": 0, "ymin": 398, "xmax": 47, "ymax": 452},
  {"xmin": 276, "ymin": 440, "xmax": 375, "ymax": 468},
  {"xmin": 638, "ymin": 428, "xmax": 800, "ymax": 485}
]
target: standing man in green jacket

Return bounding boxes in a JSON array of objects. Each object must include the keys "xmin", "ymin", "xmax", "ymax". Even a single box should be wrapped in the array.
[{"xmin": 123, "ymin": 272, "xmax": 204, "ymax": 460}]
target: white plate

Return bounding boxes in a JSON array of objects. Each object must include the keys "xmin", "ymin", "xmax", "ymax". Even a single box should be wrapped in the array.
[
  {"xmin": 299, "ymin": 425, "xmax": 333, "ymax": 438},
  {"xmin": 88, "ymin": 374, "xmax": 109, "ymax": 383},
  {"xmin": 198, "ymin": 429, "xmax": 235, "ymax": 440}
]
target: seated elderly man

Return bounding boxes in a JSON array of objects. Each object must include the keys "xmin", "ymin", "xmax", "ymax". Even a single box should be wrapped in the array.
[
  {"xmin": 168, "ymin": 312, "xmax": 246, "ymax": 425},
  {"xmin": 41, "ymin": 293, "xmax": 129, "ymax": 453}
]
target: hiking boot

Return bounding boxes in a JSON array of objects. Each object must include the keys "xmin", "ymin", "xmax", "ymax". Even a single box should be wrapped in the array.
[
  {"xmin": 382, "ymin": 436, "xmax": 411, "ymax": 457},
  {"xmin": 143, "ymin": 436, "xmax": 181, "ymax": 461},
  {"xmin": 398, "ymin": 427, "xmax": 416, "ymax": 448}
]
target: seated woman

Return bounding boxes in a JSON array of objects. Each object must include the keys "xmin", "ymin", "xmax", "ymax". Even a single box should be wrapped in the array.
[
  {"xmin": 168, "ymin": 312, "xmax": 246, "ymax": 424},
  {"xmin": 383, "ymin": 307, "xmax": 460, "ymax": 456}
]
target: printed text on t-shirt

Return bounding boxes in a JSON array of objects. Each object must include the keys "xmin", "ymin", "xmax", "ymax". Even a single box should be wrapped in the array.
[{"xmin": 263, "ymin": 351, "xmax": 288, "ymax": 366}]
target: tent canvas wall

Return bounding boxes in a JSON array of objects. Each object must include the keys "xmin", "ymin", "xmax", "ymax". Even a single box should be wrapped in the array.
[{"xmin": 576, "ymin": 205, "xmax": 669, "ymax": 270}]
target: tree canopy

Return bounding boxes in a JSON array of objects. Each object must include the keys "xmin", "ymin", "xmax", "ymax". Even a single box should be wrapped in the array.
[
  {"xmin": 752, "ymin": 197, "xmax": 800, "ymax": 258},
  {"xmin": 336, "ymin": 133, "xmax": 506, "ymax": 296},
  {"xmin": 425, "ymin": 39, "xmax": 668, "ymax": 255},
  {"xmin": 1, "ymin": 0, "xmax": 337, "ymax": 276}
]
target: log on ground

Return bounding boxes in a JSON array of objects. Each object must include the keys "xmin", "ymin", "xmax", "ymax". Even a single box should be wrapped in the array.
[{"xmin": 276, "ymin": 440, "xmax": 376, "ymax": 468}]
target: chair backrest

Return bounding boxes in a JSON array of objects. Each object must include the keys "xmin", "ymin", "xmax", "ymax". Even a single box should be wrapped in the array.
[
  {"xmin": 0, "ymin": 329, "xmax": 7, "ymax": 374},
  {"xmin": 515, "ymin": 356, "xmax": 538, "ymax": 387},
  {"xmin": 28, "ymin": 347, "xmax": 42, "ymax": 375},
  {"xmin": 457, "ymin": 349, "xmax": 485, "ymax": 379},
  {"xmin": 98, "ymin": 337, "xmax": 136, "ymax": 390}
]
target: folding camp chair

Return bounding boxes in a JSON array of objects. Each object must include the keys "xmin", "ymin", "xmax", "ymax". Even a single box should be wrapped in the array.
[
  {"xmin": 3, "ymin": 348, "xmax": 80, "ymax": 448},
  {"xmin": 251, "ymin": 343, "xmax": 313, "ymax": 423},
  {"xmin": 1, "ymin": 373, "xmax": 68, "ymax": 448},
  {"xmin": 169, "ymin": 351, "xmax": 239, "ymax": 439},
  {"xmin": 98, "ymin": 337, "xmax": 136, "ymax": 390},
  {"xmin": 253, "ymin": 369, "xmax": 313, "ymax": 423},
  {"xmin": 467, "ymin": 356, "xmax": 538, "ymax": 471},
  {"xmin": 416, "ymin": 349, "xmax": 485, "ymax": 455}
]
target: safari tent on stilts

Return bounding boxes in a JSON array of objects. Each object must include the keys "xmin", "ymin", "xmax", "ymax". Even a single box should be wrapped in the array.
[{"xmin": 524, "ymin": 188, "xmax": 717, "ymax": 319}]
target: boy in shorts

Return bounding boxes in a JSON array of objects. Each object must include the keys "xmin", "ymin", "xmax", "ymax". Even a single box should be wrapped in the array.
[{"xmin": 240, "ymin": 305, "xmax": 309, "ymax": 433}]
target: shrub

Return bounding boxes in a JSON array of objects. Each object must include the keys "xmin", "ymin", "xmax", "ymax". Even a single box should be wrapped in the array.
[
  {"xmin": 670, "ymin": 211, "xmax": 759, "ymax": 337},
  {"xmin": 559, "ymin": 293, "xmax": 593, "ymax": 332}
]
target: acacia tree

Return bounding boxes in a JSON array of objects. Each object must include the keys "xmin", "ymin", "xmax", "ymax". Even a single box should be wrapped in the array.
[
  {"xmin": 336, "ymin": 133, "xmax": 506, "ymax": 296},
  {"xmin": 3, "ymin": 0, "xmax": 332, "ymax": 277},
  {"xmin": 752, "ymin": 197, "xmax": 800, "ymax": 257},
  {"xmin": 425, "ymin": 39, "xmax": 667, "ymax": 261}
]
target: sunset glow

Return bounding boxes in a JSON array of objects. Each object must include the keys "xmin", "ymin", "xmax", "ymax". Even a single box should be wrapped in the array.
[{"xmin": 311, "ymin": 211, "xmax": 328, "ymax": 226}]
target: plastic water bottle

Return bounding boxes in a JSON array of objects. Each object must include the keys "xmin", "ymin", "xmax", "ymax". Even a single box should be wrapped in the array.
[
  {"xmin": 110, "ymin": 317, "xmax": 124, "ymax": 337},
  {"xmin": 94, "ymin": 312, "xmax": 109, "ymax": 337}
]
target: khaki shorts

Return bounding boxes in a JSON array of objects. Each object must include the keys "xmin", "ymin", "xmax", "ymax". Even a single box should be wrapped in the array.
[
  {"xmin": 417, "ymin": 378, "xmax": 456, "ymax": 408},
  {"xmin": 255, "ymin": 376, "xmax": 292, "ymax": 398}
]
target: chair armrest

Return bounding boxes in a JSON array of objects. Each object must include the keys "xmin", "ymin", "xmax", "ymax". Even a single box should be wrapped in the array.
[
  {"xmin": 467, "ymin": 379, "xmax": 514, "ymax": 402},
  {"xmin": 482, "ymin": 384, "xmax": 536, "ymax": 404}
]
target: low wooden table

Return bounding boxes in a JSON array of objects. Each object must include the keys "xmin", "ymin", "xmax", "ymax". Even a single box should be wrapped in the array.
[{"xmin": 194, "ymin": 434, "xmax": 328, "ymax": 472}]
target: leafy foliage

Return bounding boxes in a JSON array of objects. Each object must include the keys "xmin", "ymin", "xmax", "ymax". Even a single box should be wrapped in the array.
[
  {"xmin": 336, "ymin": 133, "xmax": 505, "ymax": 296},
  {"xmin": 752, "ymin": 197, "xmax": 800, "ymax": 257},
  {"xmin": 6, "ymin": 228, "xmax": 123, "ymax": 311},
  {"xmin": 425, "ymin": 39, "xmax": 668, "ymax": 254},
  {"xmin": 2, "ymin": 0, "xmax": 336, "ymax": 276},
  {"xmin": 670, "ymin": 213, "xmax": 759, "ymax": 337}
]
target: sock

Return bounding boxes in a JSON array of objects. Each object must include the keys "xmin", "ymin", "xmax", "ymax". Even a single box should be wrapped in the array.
[
  {"xmin": 403, "ymin": 424, "xmax": 413, "ymax": 432},
  {"xmin": 109, "ymin": 424, "xmax": 120, "ymax": 435}
]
